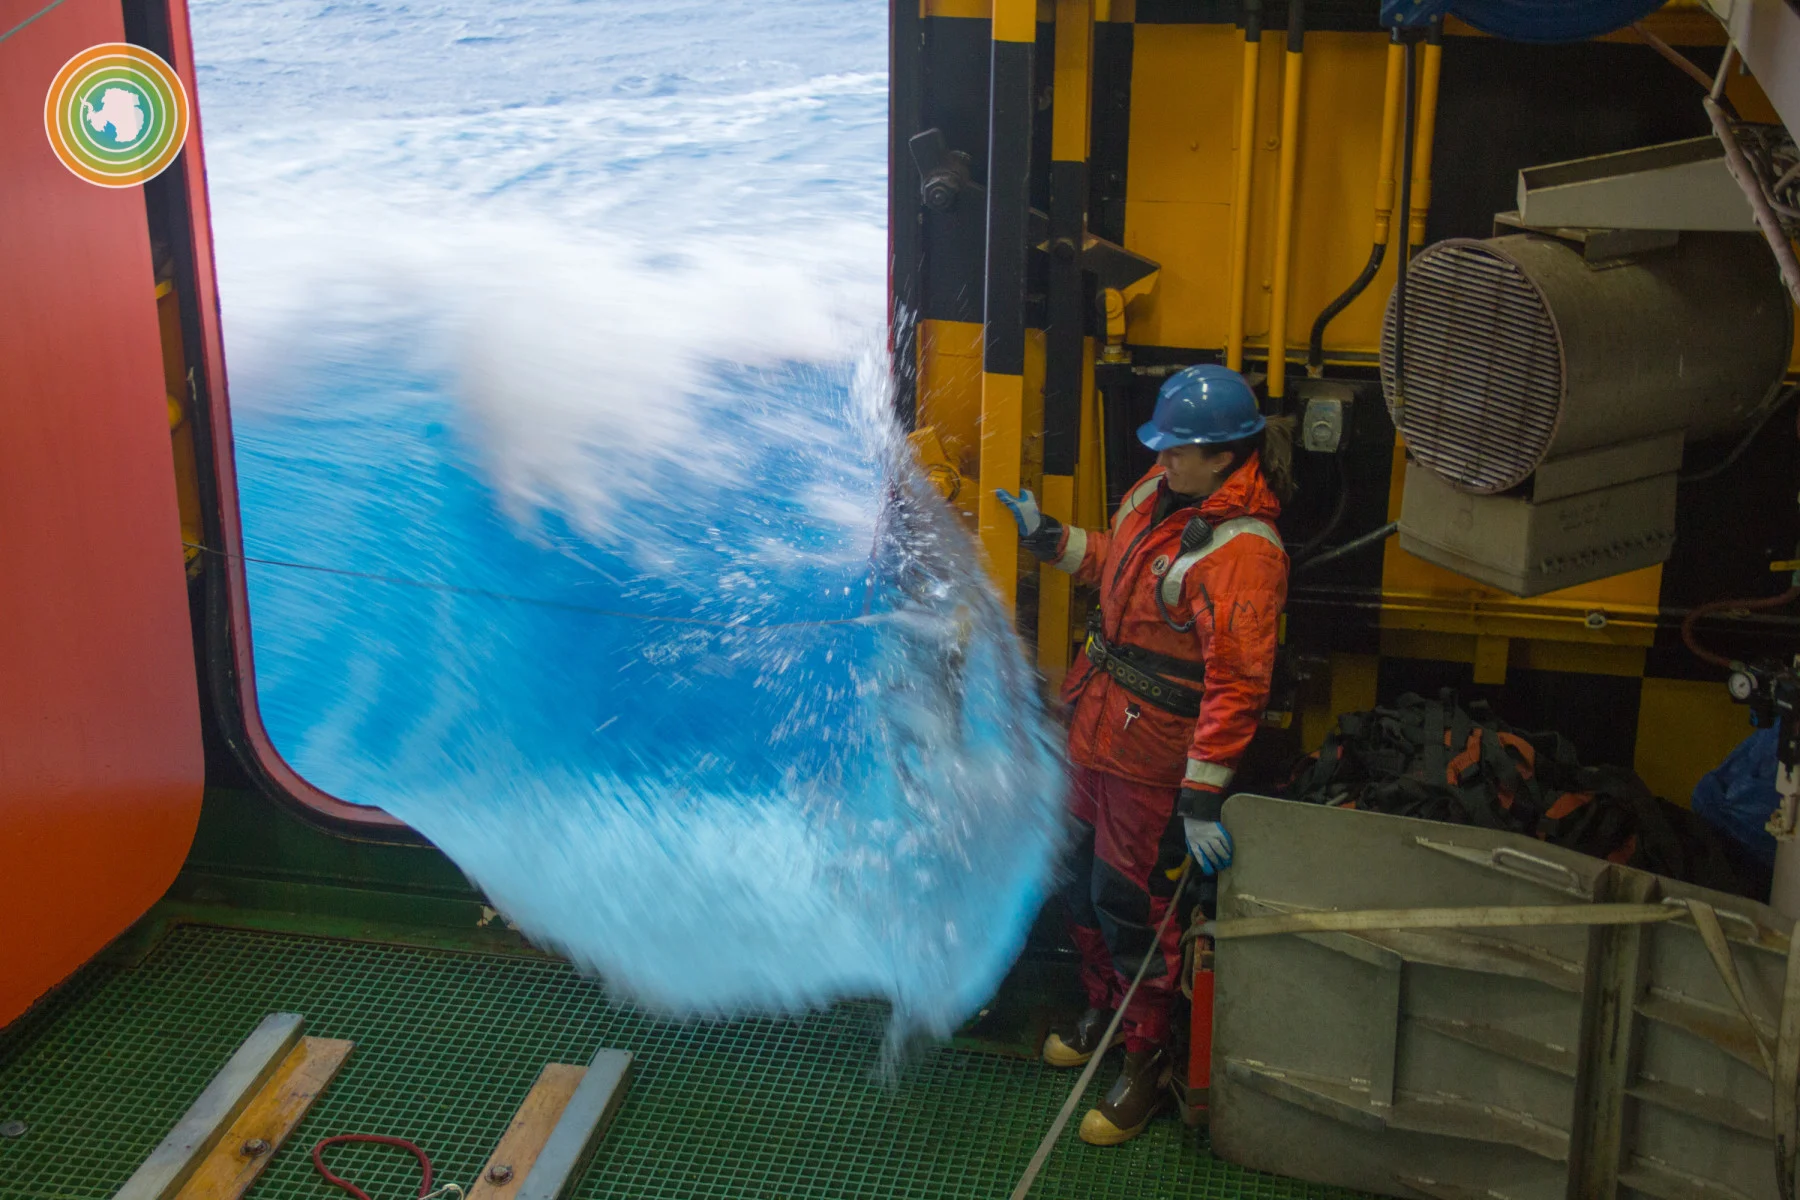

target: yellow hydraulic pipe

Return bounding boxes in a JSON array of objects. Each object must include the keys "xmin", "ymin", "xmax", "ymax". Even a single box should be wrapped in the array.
[
  {"xmin": 1265, "ymin": 3, "xmax": 1305, "ymax": 401},
  {"xmin": 1372, "ymin": 36, "xmax": 1405, "ymax": 249},
  {"xmin": 1223, "ymin": 2, "xmax": 1263, "ymax": 374},
  {"xmin": 1406, "ymin": 26, "xmax": 1443, "ymax": 254}
]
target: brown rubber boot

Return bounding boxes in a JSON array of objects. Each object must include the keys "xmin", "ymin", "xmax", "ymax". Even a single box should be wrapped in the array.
[
  {"xmin": 1078, "ymin": 1046, "xmax": 1173, "ymax": 1145},
  {"xmin": 1041, "ymin": 1007, "xmax": 1116, "ymax": 1068}
]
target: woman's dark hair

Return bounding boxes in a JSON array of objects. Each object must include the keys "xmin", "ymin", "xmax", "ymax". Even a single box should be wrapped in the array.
[{"xmin": 1215, "ymin": 414, "xmax": 1296, "ymax": 502}]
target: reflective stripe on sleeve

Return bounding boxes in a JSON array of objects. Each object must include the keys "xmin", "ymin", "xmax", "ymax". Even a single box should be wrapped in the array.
[
  {"xmin": 1054, "ymin": 527, "xmax": 1088, "ymax": 574},
  {"xmin": 1186, "ymin": 759, "xmax": 1234, "ymax": 790}
]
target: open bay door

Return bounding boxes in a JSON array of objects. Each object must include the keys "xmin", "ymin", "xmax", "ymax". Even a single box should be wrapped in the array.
[
  {"xmin": 1212, "ymin": 796, "xmax": 1797, "ymax": 1200},
  {"xmin": 0, "ymin": 0, "xmax": 205, "ymax": 1024}
]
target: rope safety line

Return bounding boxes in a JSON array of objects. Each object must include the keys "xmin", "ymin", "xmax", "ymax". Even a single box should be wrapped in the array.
[
  {"xmin": 183, "ymin": 541, "xmax": 876, "ymax": 633},
  {"xmin": 312, "ymin": 1134, "xmax": 464, "ymax": 1200},
  {"xmin": 1009, "ymin": 863, "xmax": 1192, "ymax": 1200},
  {"xmin": 0, "ymin": 0, "xmax": 71, "ymax": 45}
]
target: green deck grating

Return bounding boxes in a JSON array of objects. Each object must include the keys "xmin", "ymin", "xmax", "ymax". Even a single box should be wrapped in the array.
[{"xmin": 0, "ymin": 924, "xmax": 1359, "ymax": 1200}]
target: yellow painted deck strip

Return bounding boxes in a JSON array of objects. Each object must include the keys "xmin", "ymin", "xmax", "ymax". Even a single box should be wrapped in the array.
[
  {"xmin": 466, "ymin": 1063, "xmax": 589, "ymax": 1200},
  {"xmin": 172, "ymin": 1036, "xmax": 353, "ymax": 1200}
]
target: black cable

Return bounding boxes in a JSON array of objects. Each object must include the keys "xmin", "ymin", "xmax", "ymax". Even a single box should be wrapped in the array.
[
  {"xmin": 1307, "ymin": 28, "xmax": 1400, "ymax": 375},
  {"xmin": 1154, "ymin": 576, "xmax": 1195, "ymax": 633},
  {"xmin": 1308, "ymin": 243, "xmax": 1386, "ymax": 377},
  {"xmin": 1293, "ymin": 453, "xmax": 1351, "ymax": 561},
  {"xmin": 1292, "ymin": 521, "xmax": 1397, "ymax": 576},
  {"xmin": 1680, "ymin": 384, "xmax": 1796, "ymax": 484}
]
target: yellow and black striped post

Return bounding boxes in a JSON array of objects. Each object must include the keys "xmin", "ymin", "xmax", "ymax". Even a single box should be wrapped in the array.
[
  {"xmin": 1038, "ymin": 0, "xmax": 1093, "ymax": 682},
  {"xmin": 977, "ymin": 0, "xmax": 1037, "ymax": 612}
]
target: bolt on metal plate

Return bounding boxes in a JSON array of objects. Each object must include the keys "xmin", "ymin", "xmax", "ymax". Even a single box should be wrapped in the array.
[
  {"xmin": 241, "ymin": 1137, "xmax": 272, "ymax": 1157},
  {"xmin": 486, "ymin": 1164, "xmax": 515, "ymax": 1184}
]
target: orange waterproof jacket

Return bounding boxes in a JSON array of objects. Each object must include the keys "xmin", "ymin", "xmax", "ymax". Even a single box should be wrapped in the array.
[{"xmin": 1051, "ymin": 455, "xmax": 1288, "ymax": 817}]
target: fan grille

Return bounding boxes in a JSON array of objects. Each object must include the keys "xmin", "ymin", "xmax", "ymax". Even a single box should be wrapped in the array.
[{"xmin": 1381, "ymin": 242, "xmax": 1566, "ymax": 494}]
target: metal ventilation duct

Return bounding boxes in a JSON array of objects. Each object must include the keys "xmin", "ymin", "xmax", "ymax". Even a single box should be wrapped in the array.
[{"xmin": 1381, "ymin": 233, "xmax": 1792, "ymax": 495}]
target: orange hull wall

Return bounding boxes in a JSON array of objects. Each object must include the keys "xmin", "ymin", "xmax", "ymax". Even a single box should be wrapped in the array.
[{"xmin": 0, "ymin": 0, "xmax": 204, "ymax": 1025}]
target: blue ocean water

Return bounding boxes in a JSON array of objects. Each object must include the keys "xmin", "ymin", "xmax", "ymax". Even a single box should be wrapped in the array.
[{"xmin": 189, "ymin": 0, "xmax": 1067, "ymax": 1038}]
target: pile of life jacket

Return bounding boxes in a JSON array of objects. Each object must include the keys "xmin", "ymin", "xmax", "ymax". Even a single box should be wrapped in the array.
[{"xmin": 1283, "ymin": 690, "xmax": 1747, "ymax": 896}]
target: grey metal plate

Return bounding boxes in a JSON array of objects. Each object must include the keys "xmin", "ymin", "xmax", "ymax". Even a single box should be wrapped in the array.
[
  {"xmin": 1210, "ymin": 796, "xmax": 1790, "ymax": 1200},
  {"xmin": 515, "ymin": 1048, "xmax": 633, "ymax": 1200},
  {"xmin": 114, "ymin": 1012, "xmax": 306, "ymax": 1200}
]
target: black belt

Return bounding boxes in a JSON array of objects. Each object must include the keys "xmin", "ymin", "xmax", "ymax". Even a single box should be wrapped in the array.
[{"xmin": 1083, "ymin": 617, "xmax": 1206, "ymax": 719}]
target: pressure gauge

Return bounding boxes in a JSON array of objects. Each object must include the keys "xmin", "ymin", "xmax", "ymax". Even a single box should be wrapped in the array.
[{"xmin": 1729, "ymin": 670, "xmax": 1757, "ymax": 702}]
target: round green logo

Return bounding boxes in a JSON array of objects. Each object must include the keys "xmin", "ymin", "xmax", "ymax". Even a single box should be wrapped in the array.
[{"xmin": 45, "ymin": 43, "xmax": 190, "ymax": 188}]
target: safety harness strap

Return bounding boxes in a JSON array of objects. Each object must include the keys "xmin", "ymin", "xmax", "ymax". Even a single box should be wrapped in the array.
[{"xmin": 1084, "ymin": 616, "xmax": 1206, "ymax": 718}]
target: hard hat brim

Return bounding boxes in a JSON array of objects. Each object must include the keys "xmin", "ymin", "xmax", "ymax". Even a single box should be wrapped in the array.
[{"xmin": 1136, "ymin": 413, "xmax": 1267, "ymax": 452}]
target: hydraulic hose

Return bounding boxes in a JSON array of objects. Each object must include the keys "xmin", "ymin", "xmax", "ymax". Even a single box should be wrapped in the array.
[
  {"xmin": 1307, "ymin": 251, "xmax": 1384, "ymax": 377},
  {"xmin": 1683, "ymin": 586, "xmax": 1800, "ymax": 670},
  {"xmin": 1294, "ymin": 520, "xmax": 1398, "ymax": 576},
  {"xmin": 1388, "ymin": 34, "xmax": 1418, "ymax": 431},
  {"xmin": 1293, "ymin": 454, "xmax": 1352, "ymax": 560},
  {"xmin": 1265, "ymin": 0, "xmax": 1306, "ymax": 403},
  {"xmin": 1681, "ymin": 383, "xmax": 1796, "ymax": 485},
  {"xmin": 1224, "ymin": 0, "xmax": 1263, "ymax": 373},
  {"xmin": 1307, "ymin": 27, "xmax": 1405, "ymax": 376}
]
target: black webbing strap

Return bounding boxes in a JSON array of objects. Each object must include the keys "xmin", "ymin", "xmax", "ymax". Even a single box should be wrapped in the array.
[{"xmin": 1084, "ymin": 617, "xmax": 1206, "ymax": 719}]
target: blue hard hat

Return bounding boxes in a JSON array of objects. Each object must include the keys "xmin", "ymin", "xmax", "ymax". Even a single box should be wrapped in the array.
[{"xmin": 1137, "ymin": 365, "xmax": 1265, "ymax": 451}]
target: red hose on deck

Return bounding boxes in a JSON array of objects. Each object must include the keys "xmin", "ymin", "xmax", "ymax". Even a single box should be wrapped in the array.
[
  {"xmin": 1681, "ymin": 586, "xmax": 1800, "ymax": 669},
  {"xmin": 313, "ymin": 1134, "xmax": 436, "ymax": 1200}
]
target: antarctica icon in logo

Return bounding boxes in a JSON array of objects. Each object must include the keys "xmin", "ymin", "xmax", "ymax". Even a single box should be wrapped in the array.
[{"xmin": 45, "ymin": 43, "xmax": 190, "ymax": 187}]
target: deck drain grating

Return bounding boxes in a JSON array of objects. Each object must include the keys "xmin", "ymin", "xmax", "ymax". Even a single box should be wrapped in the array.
[{"xmin": 0, "ymin": 924, "xmax": 1360, "ymax": 1200}]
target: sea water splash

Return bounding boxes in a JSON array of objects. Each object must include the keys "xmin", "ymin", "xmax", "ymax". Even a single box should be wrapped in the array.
[{"xmin": 193, "ymin": 0, "xmax": 1069, "ymax": 1037}]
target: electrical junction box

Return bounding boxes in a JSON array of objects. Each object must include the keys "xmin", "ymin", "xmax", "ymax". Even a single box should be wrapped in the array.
[
  {"xmin": 1397, "ymin": 432, "xmax": 1683, "ymax": 597},
  {"xmin": 1294, "ymin": 381, "xmax": 1354, "ymax": 454}
]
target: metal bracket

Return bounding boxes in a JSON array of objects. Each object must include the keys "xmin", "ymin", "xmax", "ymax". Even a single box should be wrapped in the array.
[{"xmin": 908, "ymin": 127, "xmax": 1158, "ymax": 294}]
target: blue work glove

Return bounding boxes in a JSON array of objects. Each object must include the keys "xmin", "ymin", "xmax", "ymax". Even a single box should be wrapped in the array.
[
  {"xmin": 994, "ymin": 489, "xmax": 1065, "ymax": 562},
  {"xmin": 1183, "ymin": 816, "xmax": 1234, "ymax": 876},
  {"xmin": 995, "ymin": 488, "xmax": 1044, "ymax": 537}
]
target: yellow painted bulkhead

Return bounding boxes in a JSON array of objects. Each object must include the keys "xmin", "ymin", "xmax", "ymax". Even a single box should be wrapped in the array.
[{"xmin": 907, "ymin": 2, "xmax": 1793, "ymax": 805}]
